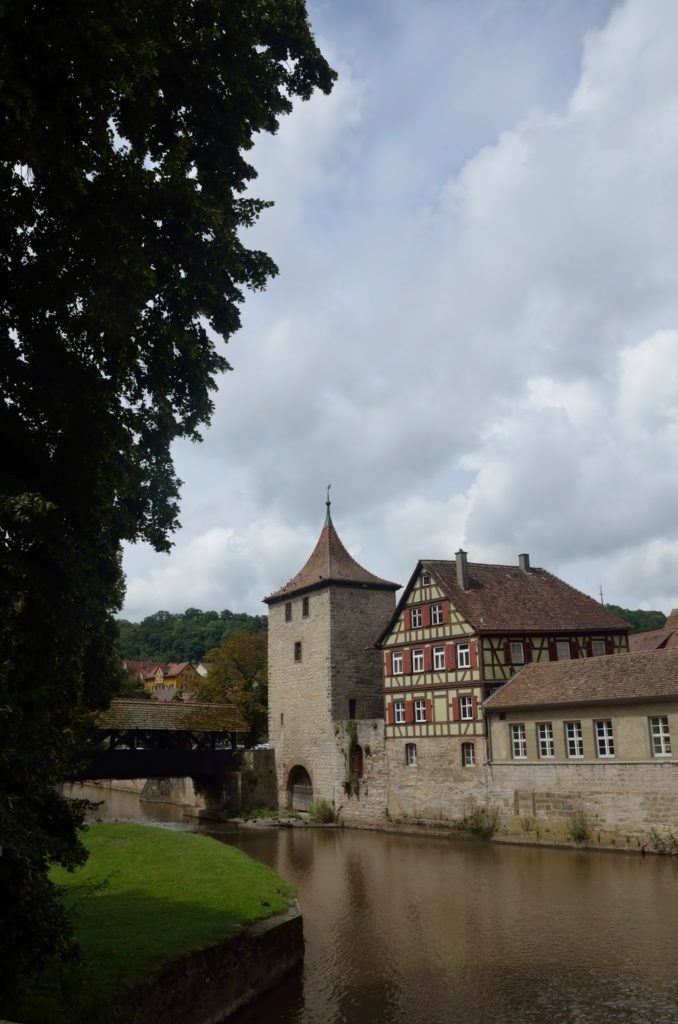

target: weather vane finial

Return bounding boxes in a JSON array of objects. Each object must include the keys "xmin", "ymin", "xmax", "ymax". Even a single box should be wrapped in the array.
[{"xmin": 325, "ymin": 482, "xmax": 332, "ymax": 522}]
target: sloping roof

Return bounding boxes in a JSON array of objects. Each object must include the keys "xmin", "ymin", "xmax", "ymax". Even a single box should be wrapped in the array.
[
  {"xmin": 124, "ymin": 661, "xmax": 162, "ymax": 679},
  {"xmin": 265, "ymin": 511, "xmax": 399, "ymax": 602},
  {"xmin": 629, "ymin": 610, "xmax": 678, "ymax": 653},
  {"xmin": 164, "ymin": 662, "xmax": 198, "ymax": 677},
  {"xmin": 96, "ymin": 699, "xmax": 247, "ymax": 732},
  {"xmin": 484, "ymin": 648, "xmax": 678, "ymax": 711},
  {"xmin": 425, "ymin": 559, "xmax": 629, "ymax": 634}
]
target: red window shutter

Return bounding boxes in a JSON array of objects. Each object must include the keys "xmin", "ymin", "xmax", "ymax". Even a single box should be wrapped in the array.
[
  {"xmin": 422, "ymin": 605, "xmax": 430, "ymax": 628},
  {"xmin": 585, "ymin": 639, "xmax": 593, "ymax": 657},
  {"xmin": 423, "ymin": 646, "xmax": 432, "ymax": 672},
  {"xmin": 385, "ymin": 651, "xmax": 392, "ymax": 677},
  {"xmin": 403, "ymin": 649, "xmax": 412, "ymax": 674},
  {"xmin": 405, "ymin": 700, "xmax": 414, "ymax": 724},
  {"xmin": 605, "ymin": 636, "xmax": 614, "ymax": 655},
  {"xmin": 425, "ymin": 698, "xmax": 433, "ymax": 722},
  {"xmin": 404, "ymin": 608, "xmax": 411, "ymax": 631},
  {"xmin": 445, "ymin": 643, "xmax": 457, "ymax": 671},
  {"xmin": 548, "ymin": 639, "xmax": 557, "ymax": 661},
  {"xmin": 440, "ymin": 603, "xmax": 450, "ymax": 624},
  {"xmin": 387, "ymin": 702, "xmax": 395, "ymax": 725},
  {"xmin": 471, "ymin": 696, "xmax": 478, "ymax": 719},
  {"xmin": 503, "ymin": 640, "xmax": 512, "ymax": 666},
  {"xmin": 451, "ymin": 697, "xmax": 460, "ymax": 722},
  {"xmin": 470, "ymin": 640, "xmax": 478, "ymax": 669},
  {"xmin": 570, "ymin": 639, "xmax": 579, "ymax": 659},
  {"xmin": 524, "ymin": 639, "xmax": 533, "ymax": 663}
]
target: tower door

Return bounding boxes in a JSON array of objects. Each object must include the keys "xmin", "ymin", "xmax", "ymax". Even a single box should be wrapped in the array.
[{"xmin": 288, "ymin": 765, "xmax": 313, "ymax": 811}]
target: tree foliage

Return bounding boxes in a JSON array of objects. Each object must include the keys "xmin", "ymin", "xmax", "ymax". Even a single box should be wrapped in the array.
[
  {"xmin": 192, "ymin": 631, "xmax": 268, "ymax": 745},
  {"xmin": 0, "ymin": 0, "xmax": 334, "ymax": 1005},
  {"xmin": 117, "ymin": 607, "xmax": 267, "ymax": 663},
  {"xmin": 605, "ymin": 605, "xmax": 667, "ymax": 634}
]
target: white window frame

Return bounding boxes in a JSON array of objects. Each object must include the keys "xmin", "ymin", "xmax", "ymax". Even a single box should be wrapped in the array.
[
  {"xmin": 431, "ymin": 603, "xmax": 443, "ymax": 626},
  {"xmin": 410, "ymin": 607, "xmax": 423, "ymax": 629},
  {"xmin": 412, "ymin": 649, "xmax": 424, "ymax": 673},
  {"xmin": 405, "ymin": 742, "xmax": 417, "ymax": 766},
  {"xmin": 537, "ymin": 722, "xmax": 555, "ymax": 758},
  {"xmin": 511, "ymin": 723, "xmax": 527, "ymax": 760},
  {"xmin": 457, "ymin": 643, "xmax": 471, "ymax": 669},
  {"xmin": 649, "ymin": 716, "xmax": 671, "ymax": 757},
  {"xmin": 556, "ymin": 640, "xmax": 571, "ymax": 661},
  {"xmin": 394, "ymin": 700, "xmax": 405, "ymax": 725},
  {"xmin": 565, "ymin": 720, "xmax": 584, "ymax": 758},
  {"xmin": 510, "ymin": 641, "xmax": 525, "ymax": 665},
  {"xmin": 392, "ymin": 651, "xmax": 403, "ymax": 675},
  {"xmin": 432, "ymin": 646, "xmax": 445, "ymax": 671},
  {"xmin": 421, "ymin": 573, "xmax": 431, "ymax": 587},
  {"xmin": 595, "ymin": 719, "xmax": 615, "ymax": 758},
  {"xmin": 414, "ymin": 699, "xmax": 427, "ymax": 723},
  {"xmin": 461, "ymin": 741, "xmax": 475, "ymax": 767},
  {"xmin": 459, "ymin": 695, "xmax": 473, "ymax": 721},
  {"xmin": 591, "ymin": 639, "xmax": 606, "ymax": 657}
]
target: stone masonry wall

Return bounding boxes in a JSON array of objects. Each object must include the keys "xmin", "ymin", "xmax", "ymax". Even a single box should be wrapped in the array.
[
  {"xmin": 329, "ymin": 587, "xmax": 396, "ymax": 721},
  {"xmin": 333, "ymin": 719, "xmax": 389, "ymax": 825}
]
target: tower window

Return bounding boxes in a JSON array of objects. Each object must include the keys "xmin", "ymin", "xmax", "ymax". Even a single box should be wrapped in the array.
[
  {"xmin": 302, "ymin": 596, "xmax": 309, "ymax": 618},
  {"xmin": 294, "ymin": 641, "xmax": 302, "ymax": 662},
  {"xmin": 405, "ymin": 742, "xmax": 417, "ymax": 766},
  {"xmin": 285, "ymin": 602, "xmax": 292, "ymax": 622},
  {"xmin": 348, "ymin": 698, "xmax": 357, "ymax": 719}
]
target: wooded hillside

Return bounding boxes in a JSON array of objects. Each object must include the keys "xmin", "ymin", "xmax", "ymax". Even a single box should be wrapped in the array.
[
  {"xmin": 117, "ymin": 608, "xmax": 267, "ymax": 663},
  {"xmin": 606, "ymin": 605, "xmax": 667, "ymax": 634}
]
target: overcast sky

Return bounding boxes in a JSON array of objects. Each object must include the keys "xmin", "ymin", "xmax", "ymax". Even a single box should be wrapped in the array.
[{"xmin": 122, "ymin": 0, "xmax": 678, "ymax": 621}]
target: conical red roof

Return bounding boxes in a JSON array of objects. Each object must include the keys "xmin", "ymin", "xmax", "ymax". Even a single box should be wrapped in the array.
[{"xmin": 265, "ymin": 512, "xmax": 399, "ymax": 603}]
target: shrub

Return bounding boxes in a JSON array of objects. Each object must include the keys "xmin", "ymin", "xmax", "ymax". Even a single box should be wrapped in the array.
[
  {"xmin": 459, "ymin": 803, "xmax": 499, "ymax": 839},
  {"xmin": 309, "ymin": 798, "xmax": 335, "ymax": 823},
  {"xmin": 568, "ymin": 810, "xmax": 589, "ymax": 844}
]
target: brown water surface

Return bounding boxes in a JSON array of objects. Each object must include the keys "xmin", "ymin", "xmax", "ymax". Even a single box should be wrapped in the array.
[{"xmin": 71, "ymin": 784, "xmax": 678, "ymax": 1024}]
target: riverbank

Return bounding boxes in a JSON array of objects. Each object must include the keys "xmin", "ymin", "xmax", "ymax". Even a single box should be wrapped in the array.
[{"xmin": 19, "ymin": 823, "xmax": 299, "ymax": 1024}]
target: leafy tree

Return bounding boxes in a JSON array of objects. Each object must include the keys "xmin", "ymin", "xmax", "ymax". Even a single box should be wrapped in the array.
[
  {"xmin": 606, "ymin": 605, "xmax": 667, "ymax": 634},
  {"xmin": 116, "ymin": 607, "xmax": 267, "ymax": 662},
  {"xmin": 193, "ymin": 631, "xmax": 268, "ymax": 745},
  {"xmin": 0, "ymin": 0, "xmax": 334, "ymax": 1005}
]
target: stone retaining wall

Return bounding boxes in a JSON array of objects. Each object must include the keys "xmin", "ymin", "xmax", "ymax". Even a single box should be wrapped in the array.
[{"xmin": 120, "ymin": 902, "xmax": 303, "ymax": 1024}]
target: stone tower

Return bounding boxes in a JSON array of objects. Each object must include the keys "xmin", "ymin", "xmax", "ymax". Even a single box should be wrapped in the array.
[{"xmin": 265, "ymin": 500, "xmax": 399, "ymax": 811}]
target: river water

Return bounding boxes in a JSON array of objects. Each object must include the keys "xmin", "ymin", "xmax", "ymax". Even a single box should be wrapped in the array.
[{"xmin": 73, "ymin": 785, "xmax": 678, "ymax": 1024}]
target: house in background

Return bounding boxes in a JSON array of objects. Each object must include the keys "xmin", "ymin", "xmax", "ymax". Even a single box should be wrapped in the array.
[
  {"xmin": 123, "ymin": 660, "xmax": 202, "ymax": 699},
  {"xmin": 629, "ymin": 609, "xmax": 678, "ymax": 653}
]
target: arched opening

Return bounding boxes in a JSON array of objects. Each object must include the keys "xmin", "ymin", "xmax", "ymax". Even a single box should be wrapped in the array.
[
  {"xmin": 351, "ymin": 745, "xmax": 364, "ymax": 778},
  {"xmin": 287, "ymin": 765, "xmax": 313, "ymax": 811}
]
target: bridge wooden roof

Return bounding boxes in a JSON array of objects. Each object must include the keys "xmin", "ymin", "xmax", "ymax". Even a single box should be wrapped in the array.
[{"xmin": 96, "ymin": 699, "xmax": 247, "ymax": 733}]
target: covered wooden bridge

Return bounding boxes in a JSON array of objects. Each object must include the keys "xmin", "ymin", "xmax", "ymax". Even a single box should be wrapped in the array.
[{"xmin": 69, "ymin": 699, "xmax": 248, "ymax": 784}]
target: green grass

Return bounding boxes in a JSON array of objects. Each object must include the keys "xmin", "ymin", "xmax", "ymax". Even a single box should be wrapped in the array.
[{"xmin": 20, "ymin": 823, "xmax": 295, "ymax": 1023}]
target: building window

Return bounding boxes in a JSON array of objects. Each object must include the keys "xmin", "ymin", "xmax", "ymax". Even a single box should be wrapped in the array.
[
  {"xmin": 457, "ymin": 643, "xmax": 471, "ymax": 669},
  {"xmin": 591, "ymin": 639, "xmax": 606, "ymax": 657},
  {"xmin": 556, "ymin": 640, "xmax": 571, "ymax": 661},
  {"xmin": 511, "ymin": 723, "xmax": 527, "ymax": 759},
  {"xmin": 510, "ymin": 641, "xmax": 525, "ymax": 665},
  {"xmin": 414, "ymin": 699, "xmax": 427, "ymax": 722},
  {"xmin": 433, "ymin": 646, "xmax": 445, "ymax": 670},
  {"xmin": 537, "ymin": 722, "xmax": 555, "ymax": 758},
  {"xmin": 431, "ymin": 603, "xmax": 443, "ymax": 625},
  {"xmin": 412, "ymin": 649, "xmax": 424, "ymax": 673},
  {"xmin": 285, "ymin": 602, "xmax": 292, "ymax": 622},
  {"xmin": 294, "ymin": 641, "xmax": 302, "ymax": 663},
  {"xmin": 461, "ymin": 741, "xmax": 475, "ymax": 767},
  {"xmin": 649, "ymin": 716, "xmax": 671, "ymax": 756},
  {"xmin": 421, "ymin": 573, "xmax": 431, "ymax": 587},
  {"xmin": 595, "ymin": 719, "xmax": 615, "ymax": 758},
  {"xmin": 348, "ymin": 698, "xmax": 357, "ymax": 720},
  {"xmin": 280, "ymin": 713, "xmax": 284, "ymax": 726},
  {"xmin": 459, "ymin": 695, "xmax": 474, "ymax": 720},
  {"xmin": 405, "ymin": 742, "xmax": 417, "ymax": 766},
  {"xmin": 302, "ymin": 596, "xmax": 310, "ymax": 618},
  {"xmin": 392, "ymin": 651, "xmax": 403, "ymax": 675},
  {"xmin": 411, "ymin": 607, "xmax": 423, "ymax": 628},
  {"xmin": 394, "ymin": 700, "xmax": 405, "ymax": 725},
  {"xmin": 565, "ymin": 721, "xmax": 584, "ymax": 758}
]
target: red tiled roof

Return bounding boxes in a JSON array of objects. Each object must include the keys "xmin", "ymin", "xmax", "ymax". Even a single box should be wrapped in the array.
[
  {"xmin": 484, "ymin": 648, "xmax": 678, "ymax": 711},
  {"xmin": 424, "ymin": 559, "xmax": 630, "ymax": 634},
  {"xmin": 164, "ymin": 662, "xmax": 198, "ymax": 677},
  {"xmin": 96, "ymin": 699, "xmax": 247, "ymax": 732},
  {"xmin": 265, "ymin": 512, "xmax": 399, "ymax": 602},
  {"xmin": 629, "ymin": 610, "xmax": 678, "ymax": 653},
  {"xmin": 124, "ymin": 661, "xmax": 161, "ymax": 679}
]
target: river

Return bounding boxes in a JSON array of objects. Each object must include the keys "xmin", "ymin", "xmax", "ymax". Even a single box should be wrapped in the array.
[{"xmin": 72, "ymin": 785, "xmax": 678, "ymax": 1024}]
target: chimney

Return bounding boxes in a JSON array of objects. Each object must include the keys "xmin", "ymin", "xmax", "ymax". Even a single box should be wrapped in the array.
[
  {"xmin": 456, "ymin": 549, "xmax": 469, "ymax": 590},
  {"xmin": 518, "ymin": 553, "xmax": 531, "ymax": 573}
]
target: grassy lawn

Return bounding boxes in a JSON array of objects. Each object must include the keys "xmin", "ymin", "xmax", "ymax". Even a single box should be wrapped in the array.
[{"xmin": 20, "ymin": 823, "xmax": 295, "ymax": 1023}]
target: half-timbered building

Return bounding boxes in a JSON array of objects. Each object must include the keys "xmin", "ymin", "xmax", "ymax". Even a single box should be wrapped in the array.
[{"xmin": 377, "ymin": 550, "xmax": 630, "ymax": 775}]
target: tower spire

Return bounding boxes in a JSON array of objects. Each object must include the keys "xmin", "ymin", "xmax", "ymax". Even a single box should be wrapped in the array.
[{"xmin": 325, "ymin": 482, "xmax": 332, "ymax": 523}]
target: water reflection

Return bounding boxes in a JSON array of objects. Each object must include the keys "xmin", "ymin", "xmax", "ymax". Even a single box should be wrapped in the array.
[{"xmin": 71, "ymin": 785, "xmax": 678, "ymax": 1024}]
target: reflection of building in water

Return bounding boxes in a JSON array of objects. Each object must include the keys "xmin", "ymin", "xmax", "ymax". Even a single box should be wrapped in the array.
[{"xmin": 266, "ymin": 505, "xmax": 678, "ymax": 845}]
